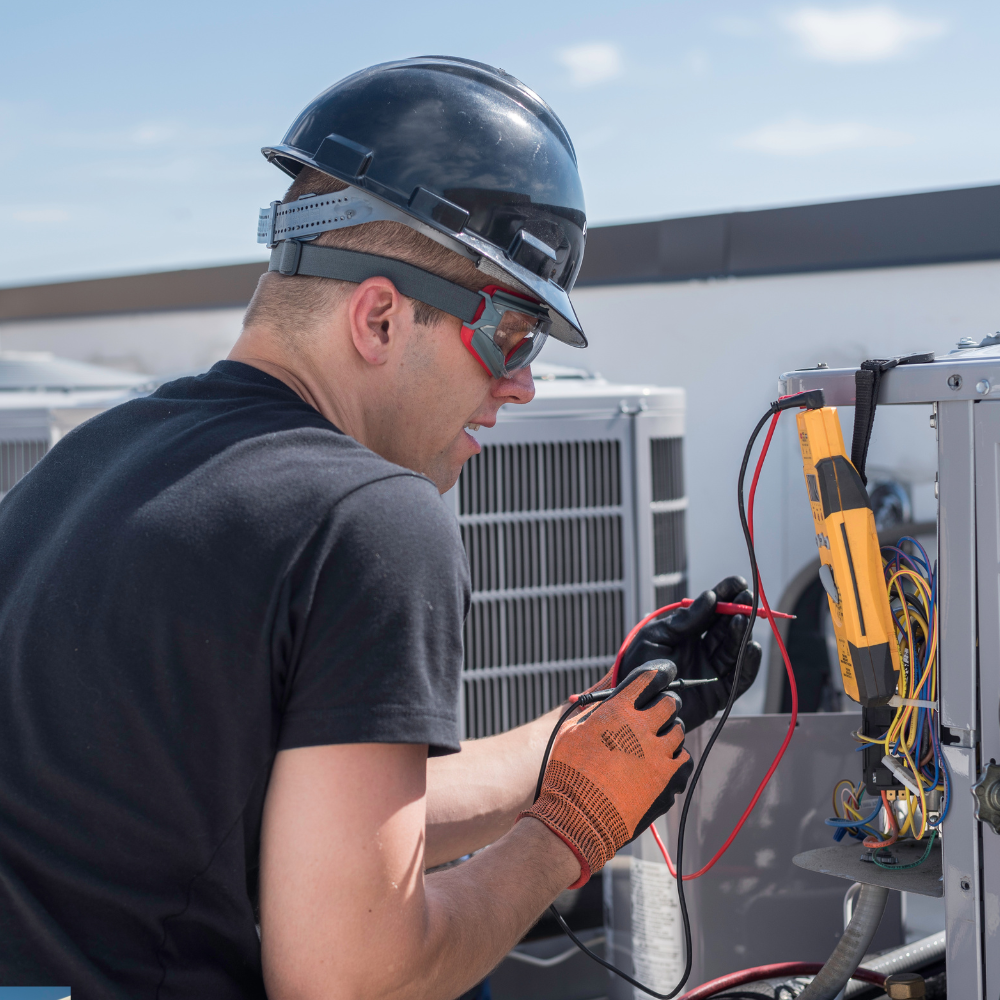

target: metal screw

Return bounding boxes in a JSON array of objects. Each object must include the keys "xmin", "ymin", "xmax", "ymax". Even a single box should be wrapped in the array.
[
  {"xmin": 948, "ymin": 374, "xmax": 963, "ymax": 390},
  {"xmin": 960, "ymin": 876, "xmax": 972, "ymax": 891},
  {"xmin": 978, "ymin": 379, "xmax": 991, "ymax": 395}
]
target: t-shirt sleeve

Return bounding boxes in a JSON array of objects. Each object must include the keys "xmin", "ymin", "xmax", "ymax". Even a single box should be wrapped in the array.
[{"xmin": 276, "ymin": 473, "xmax": 470, "ymax": 756}]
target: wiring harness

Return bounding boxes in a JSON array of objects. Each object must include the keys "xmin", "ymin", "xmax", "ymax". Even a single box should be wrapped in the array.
[
  {"xmin": 826, "ymin": 535, "xmax": 949, "ymax": 864},
  {"xmin": 535, "ymin": 394, "xmax": 818, "ymax": 998}
]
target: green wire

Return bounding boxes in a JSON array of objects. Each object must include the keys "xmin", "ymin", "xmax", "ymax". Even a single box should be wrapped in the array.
[{"xmin": 872, "ymin": 830, "xmax": 938, "ymax": 870}]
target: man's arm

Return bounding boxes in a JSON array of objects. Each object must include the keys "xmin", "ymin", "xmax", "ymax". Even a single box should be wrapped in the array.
[
  {"xmin": 424, "ymin": 704, "xmax": 564, "ymax": 868},
  {"xmin": 259, "ymin": 742, "xmax": 579, "ymax": 1000},
  {"xmin": 422, "ymin": 575, "xmax": 767, "ymax": 868}
]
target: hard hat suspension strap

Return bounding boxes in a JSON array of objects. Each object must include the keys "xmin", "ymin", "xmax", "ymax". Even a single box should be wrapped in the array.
[{"xmin": 268, "ymin": 242, "xmax": 483, "ymax": 324}]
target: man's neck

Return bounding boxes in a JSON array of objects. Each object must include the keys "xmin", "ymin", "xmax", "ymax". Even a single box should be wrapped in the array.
[
  {"xmin": 227, "ymin": 334, "xmax": 364, "ymax": 444},
  {"xmin": 228, "ymin": 353, "xmax": 320, "ymax": 410}
]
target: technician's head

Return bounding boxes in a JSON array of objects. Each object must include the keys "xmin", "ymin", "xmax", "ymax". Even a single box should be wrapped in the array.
[{"xmin": 238, "ymin": 57, "xmax": 588, "ymax": 492}]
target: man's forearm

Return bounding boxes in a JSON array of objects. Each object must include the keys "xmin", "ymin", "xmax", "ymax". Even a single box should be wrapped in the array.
[
  {"xmin": 401, "ymin": 818, "xmax": 579, "ymax": 1000},
  {"xmin": 261, "ymin": 745, "xmax": 582, "ymax": 1000},
  {"xmin": 424, "ymin": 704, "xmax": 564, "ymax": 867}
]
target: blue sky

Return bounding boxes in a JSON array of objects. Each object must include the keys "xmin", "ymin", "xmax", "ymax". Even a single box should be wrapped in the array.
[{"xmin": 2, "ymin": 0, "xmax": 997, "ymax": 286}]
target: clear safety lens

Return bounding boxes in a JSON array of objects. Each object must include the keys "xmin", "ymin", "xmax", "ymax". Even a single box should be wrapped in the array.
[
  {"xmin": 463, "ymin": 287, "xmax": 551, "ymax": 378},
  {"xmin": 494, "ymin": 307, "xmax": 544, "ymax": 359},
  {"xmin": 502, "ymin": 328, "xmax": 547, "ymax": 371}
]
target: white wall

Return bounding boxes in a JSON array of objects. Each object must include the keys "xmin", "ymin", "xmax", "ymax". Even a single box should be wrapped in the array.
[
  {"xmin": 543, "ymin": 259, "xmax": 1000, "ymax": 709},
  {"xmin": 3, "ymin": 258, "xmax": 998, "ymax": 707},
  {"xmin": 0, "ymin": 308, "xmax": 246, "ymax": 379}
]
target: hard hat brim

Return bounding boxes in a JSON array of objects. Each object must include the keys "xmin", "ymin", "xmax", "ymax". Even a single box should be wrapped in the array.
[{"xmin": 262, "ymin": 143, "xmax": 587, "ymax": 349}]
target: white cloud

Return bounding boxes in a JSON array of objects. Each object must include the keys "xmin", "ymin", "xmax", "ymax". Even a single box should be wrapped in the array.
[
  {"xmin": 557, "ymin": 43, "xmax": 623, "ymax": 87},
  {"xmin": 12, "ymin": 207, "xmax": 71, "ymax": 224},
  {"xmin": 734, "ymin": 116, "xmax": 913, "ymax": 155},
  {"xmin": 782, "ymin": 5, "xmax": 947, "ymax": 63}
]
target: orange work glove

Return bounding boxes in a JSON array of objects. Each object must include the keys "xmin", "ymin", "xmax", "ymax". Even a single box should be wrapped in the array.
[{"xmin": 520, "ymin": 665, "xmax": 692, "ymax": 888}]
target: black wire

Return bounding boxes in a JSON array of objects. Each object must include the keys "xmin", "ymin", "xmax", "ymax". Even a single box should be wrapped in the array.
[
  {"xmin": 534, "ymin": 703, "xmax": 579, "ymax": 802},
  {"xmin": 531, "ymin": 405, "xmax": 776, "ymax": 999}
]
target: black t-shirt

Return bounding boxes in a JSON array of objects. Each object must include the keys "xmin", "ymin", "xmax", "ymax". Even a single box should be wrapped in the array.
[{"xmin": 0, "ymin": 361, "xmax": 469, "ymax": 998}]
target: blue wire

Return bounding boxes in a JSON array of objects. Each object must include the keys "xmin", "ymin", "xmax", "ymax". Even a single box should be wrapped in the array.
[
  {"xmin": 826, "ymin": 801, "xmax": 883, "ymax": 828},
  {"xmin": 927, "ymin": 724, "xmax": 951, "ymax": 827},
  {"xmin": 881, "ymin": 545, "xmax": 921, "ymax": 574},
  {"xmin": 860, "ymin": 540, "xmax": 944, "ymax": 836},
  {"xmin": 925, "ymin": 744, "xmax": 939, "ymax": 789},
  {"xmin": 895, "ymin": 536, "xmax": 931, "ymax": 573},
  {"xmin": 897, "ymin": 536, "xmax": 932, "ymax": 575}
]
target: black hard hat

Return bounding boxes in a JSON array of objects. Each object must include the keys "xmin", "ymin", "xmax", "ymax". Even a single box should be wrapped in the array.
[{"xmin": 261, "ymin": 56, "xmax": 587, "ymax": 348}]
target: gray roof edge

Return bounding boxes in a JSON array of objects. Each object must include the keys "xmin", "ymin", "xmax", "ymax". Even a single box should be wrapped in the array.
[
  {"xmin": 575, "ymin": 182, "xmax": 1000, "ymax": 287},
  {"xmin": 1, "ymin": 183, "xmax": 998, "ymax": 321},
  {"xmin": 574, "ymin": 249, "xmax": 1000, "ymax": 289}
]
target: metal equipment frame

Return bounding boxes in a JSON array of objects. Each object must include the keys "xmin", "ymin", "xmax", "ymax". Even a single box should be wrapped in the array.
[{"xmin": 781, "ymin": 345, "xmax": 1000, "ymax": 999}]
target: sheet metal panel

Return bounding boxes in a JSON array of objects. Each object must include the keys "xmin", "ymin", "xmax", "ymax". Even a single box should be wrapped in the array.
[
  {"xmin": 605, "ymin": 713, "xmax": 902, "ymax": 997},
  {"xmin": 974, "ymin": 401, "xmax": 1000, "ymax": 1000},
  {"xmin": 937, "ymin": 399, "xmax": 984, "ymax": 999}
]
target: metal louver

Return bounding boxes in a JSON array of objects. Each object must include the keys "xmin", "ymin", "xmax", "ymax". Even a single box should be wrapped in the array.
[
  {"xmin": 649, "ymin": 437, "xmax": 688, "ymax": 608},
  {"xmin": 448, "ymin": 365, "xmax": 686, "ymax": 740},
  {"xmin": 0, "ymin": 440, "xmax": 48, "ymax": 496},
  {"xmin": 459, "ymin": 441, "xmax": 626, "ymax": 738}
]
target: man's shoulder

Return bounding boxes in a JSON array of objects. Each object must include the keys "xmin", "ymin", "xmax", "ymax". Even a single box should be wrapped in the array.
[{"xmin": 25, "ymin": 360, "xmax": 445, "ymax": 541}]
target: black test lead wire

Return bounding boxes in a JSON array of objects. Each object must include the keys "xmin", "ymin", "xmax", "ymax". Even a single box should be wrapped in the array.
[{"xmin": 532, "ymin": 404, "xmax": 780, "ymax": 998}]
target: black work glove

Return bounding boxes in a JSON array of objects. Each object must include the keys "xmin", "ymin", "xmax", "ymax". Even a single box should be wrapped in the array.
[{"xmin": 618, "ymin": 576, "xmax": 763, "ymax": 732}]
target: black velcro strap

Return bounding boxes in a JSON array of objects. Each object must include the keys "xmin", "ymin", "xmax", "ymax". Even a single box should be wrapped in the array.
[
  {"xmin": 268, "ymin": 242, "xmax": 483, "ymax": 324},
  {"xmin": 850, "ymin": 358, "xmax": 897, "ymax": 486}
]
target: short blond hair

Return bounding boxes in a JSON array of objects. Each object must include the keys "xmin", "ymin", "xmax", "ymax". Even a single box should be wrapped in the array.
[{"xmin": 243, "ymin": 168, "xmax": 492, "ymax": 331}]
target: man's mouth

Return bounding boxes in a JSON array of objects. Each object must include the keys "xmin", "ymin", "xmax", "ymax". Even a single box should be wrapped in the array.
[{"xmin": 465, "ymin": 423, "xmax": 481, "ymax": 432}]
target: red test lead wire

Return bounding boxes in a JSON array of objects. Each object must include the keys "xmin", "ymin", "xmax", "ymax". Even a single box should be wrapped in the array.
[
  {"xmin": 609, "ymin": 602, "xmax": 792, "ymax": 689},
  {"xmin": 650, "ymin": 410, "xmax": 801, "ymax": 881}
]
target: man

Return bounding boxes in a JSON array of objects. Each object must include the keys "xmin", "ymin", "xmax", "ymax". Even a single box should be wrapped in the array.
[{"xmin": 0, "ymin": 58, "xmax": 760, "ymax": 998}]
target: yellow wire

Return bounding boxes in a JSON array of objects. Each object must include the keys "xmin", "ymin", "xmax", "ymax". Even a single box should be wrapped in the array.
[
  {"xmin": 900, "ymin": 743, "xmax": 928, "ymax": 839},
  {"xmin": 883, "ymin": 565, "xmax": 936, "ymax": 839},
  {"xmin": 830, "ymin": 553, "xmax": 939, "ymax": 842},
  {"xmin": 885, "ymin": 570, "xmax": 936, "ymax": 752},
  {"xmin": 897, "ymin": 796, "xmax": 913, "ymax": 836}
]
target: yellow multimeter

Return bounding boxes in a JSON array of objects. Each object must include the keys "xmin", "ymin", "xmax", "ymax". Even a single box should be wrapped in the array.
[{"xmin": 796, "ymin": 406, "xmax": 901, "ymax": 707}]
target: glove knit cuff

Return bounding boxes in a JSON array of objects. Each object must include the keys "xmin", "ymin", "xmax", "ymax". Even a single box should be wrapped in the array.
[
  {"xmin": 517, "ymin": 810, "xmax": 593, "ymax": 889},
  {"xmin": 519, "ymin": 781, "xmax": 620, "ymax": 886}
]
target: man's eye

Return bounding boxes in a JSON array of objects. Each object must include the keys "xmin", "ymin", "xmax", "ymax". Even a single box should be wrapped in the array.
[{"xmin": 495, "ymin": 312, "xmax": 534, "ymax": 352}]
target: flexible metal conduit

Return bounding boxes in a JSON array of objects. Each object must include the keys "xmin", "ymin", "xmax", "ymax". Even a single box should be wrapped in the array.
[
  {"xmin": 797, "ymin": 884, "xmax": 890, "ymax": 1000},
  {"xmin": 843, "ymin": 930, "xmax": 945, "ymax": 997}
]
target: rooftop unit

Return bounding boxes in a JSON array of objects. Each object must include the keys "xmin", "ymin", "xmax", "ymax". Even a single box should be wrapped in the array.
[
  {"xmin": 445, "ymin": 362, "xmax": 687, "ymax": 741},
  {"xmin": 0, "ymin": 352, "xmax": 154, "ymax": 497}
]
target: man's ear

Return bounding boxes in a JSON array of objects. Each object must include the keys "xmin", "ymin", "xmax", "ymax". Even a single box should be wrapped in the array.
[{"xmin": 347, "ymin": 277, "xmax": 409, "ymax": 365}]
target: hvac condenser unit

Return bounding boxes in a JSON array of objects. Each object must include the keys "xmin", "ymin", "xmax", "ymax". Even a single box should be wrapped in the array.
[
  {"xmin": 445, "ymin": 362, "xmax": 687, "ymax": 741},
  {"xmin": 0, "ymin": 352, "xmax": 154, "ymax": 498}
]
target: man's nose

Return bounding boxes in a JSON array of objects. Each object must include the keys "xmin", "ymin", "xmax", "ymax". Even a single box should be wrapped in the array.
[{"xmin": 494, "ymin": 365, "xmax": 535, "ymax": 405}]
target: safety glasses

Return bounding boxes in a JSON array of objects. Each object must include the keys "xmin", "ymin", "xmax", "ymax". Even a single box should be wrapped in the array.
[{"xmin": 460, "ymin": 285, "xmax": 551, "ymax": 379}]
